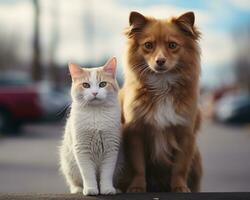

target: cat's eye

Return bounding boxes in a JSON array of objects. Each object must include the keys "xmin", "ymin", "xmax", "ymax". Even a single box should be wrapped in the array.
[
  {"xmin": 168, "ymin": 42, "xmax": 178, "ymax": 49},
  {"xmin": 82, "ymin": 83, "xmax": 90, "ymax": 88},
  {"xmin": 99, "ymin": 81, "xmax": 107, "ymax": 88},
  {"xmin": 144, "ymin": 42, "xmax": 153, "ymax": 50}
]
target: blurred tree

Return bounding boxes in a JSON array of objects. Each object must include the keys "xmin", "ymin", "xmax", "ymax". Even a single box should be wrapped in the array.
[
  {"xmin": 83, "ymin": 0, "xmax": 94, "ymax": 62},
  {"xmin": 234, "ymin": 26, "xmax": 250, "ymax": 92},
  {"xmin": 0, "ymin": 31, "xmax": 20, "ymax": 71},
  {"xmin": 49, "ymin": 0, "xmax": 60, "ymax": 87},
  {"xmin": 31, "ymin": 0, "xmax": 43, "ymax": 81}
]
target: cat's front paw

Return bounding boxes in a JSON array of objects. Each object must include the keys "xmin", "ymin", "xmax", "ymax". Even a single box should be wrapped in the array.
[
  {"xmin": 100, "ymin": 186, "xmax": 117, "ymax": 195},
  {"xmin": 83, "ymin": 187, "xmax": 99, "ymax": 196},
  {"xmin": 70, "ymin": 186, "xmax": 82, "ymax": 194}
]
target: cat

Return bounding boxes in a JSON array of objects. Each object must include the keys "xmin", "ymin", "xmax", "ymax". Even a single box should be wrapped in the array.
[
  {"xmin": 59, "ymin": 57, "xmax": 121, "ymax": 195},
  {"xmin": 119, "ymin": 11, "xmax": 202, "ymax": 192}
]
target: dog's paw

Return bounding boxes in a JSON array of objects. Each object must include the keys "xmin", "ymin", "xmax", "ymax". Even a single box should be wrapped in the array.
[
  {"xmin": 127, "ymin": 176, "xmax": 146, "ymax": 193},
  {"xmin": 83, "ymin": 187, "xmax": 99, "ymax": 196},
  {"xmin": 100, "ymin": 186, "xmax": 117, "ymax": 195},
  {"xmin": 127, "ymin": 186, "xmax": 146, "ymax": 193},
  {"xmin": 172, "ymin": 185, "xmax": 191, "ymax": 192}
]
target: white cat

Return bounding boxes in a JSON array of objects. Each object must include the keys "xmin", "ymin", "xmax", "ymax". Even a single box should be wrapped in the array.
[{"xmin": 60, "ymin": 57, "xmax": 121, "ymax": 195}]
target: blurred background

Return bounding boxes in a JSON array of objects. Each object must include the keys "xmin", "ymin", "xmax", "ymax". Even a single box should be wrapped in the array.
[{"xmin": 0, "ymin": 0, "xmax": 250, "ymax": 193}]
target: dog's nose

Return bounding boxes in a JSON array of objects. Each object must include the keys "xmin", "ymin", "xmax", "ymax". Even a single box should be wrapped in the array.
[{"xmin": 156, "ymin": 58, "xmax": 166, "ymax": 66}]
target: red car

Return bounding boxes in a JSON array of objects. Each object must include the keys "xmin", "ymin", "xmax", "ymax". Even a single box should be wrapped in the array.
[
  {"xmin": 0, "ymin": 73, "xmax": 70, "ymax": 133},
  {"xmin": 0, "ymin": 74, "xmax": 42, "ymax": 132}
]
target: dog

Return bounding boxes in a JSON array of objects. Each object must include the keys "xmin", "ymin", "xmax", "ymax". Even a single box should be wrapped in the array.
[{"xmin": 119, "ymin": 11, "xmax": 202, "ymax": 192}]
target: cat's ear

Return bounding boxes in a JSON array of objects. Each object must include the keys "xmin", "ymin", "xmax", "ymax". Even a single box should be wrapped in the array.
[
  {"xmin": 103, "ymin": 57, "xmax": 117, "ymax": 78},
  {"xmin": 68, "ymin": 63, "xmax": 83, "ymax": 80}
]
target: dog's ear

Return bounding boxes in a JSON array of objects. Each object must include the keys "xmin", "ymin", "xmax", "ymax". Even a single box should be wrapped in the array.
[
  {"xmin": 126, "ymin": 11, "xmax": 147, "ymax": 37},
  {"xmin": 174, "ymin": 12, "xmax": 200, "ymax": 39},
  {"xmin": 129, "ymin": 11, "xmax": 147, "ymax": 27},
  {"xmin": 177, "ymin": 12, "xmax": 195, "ymax": 27}
]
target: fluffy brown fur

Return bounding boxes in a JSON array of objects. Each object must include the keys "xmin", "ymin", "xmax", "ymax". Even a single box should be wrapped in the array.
[{"xmin": 119, "ymin": 11, "xmax": 202, "ymax": 192}]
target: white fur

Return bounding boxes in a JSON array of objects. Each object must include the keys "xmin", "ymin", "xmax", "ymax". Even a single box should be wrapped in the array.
[
  {"xmin": 79, "ymin": 71, "xmax": 109, "ymax": 103},
  {"xmin": 145, "ymin": 74, "xmax": 187, "ymax": 128},
  {"xmin": 147, "ymin": 97, "xmax": 187, "ymax": 128},
  {"xmin": 60, "ymin": 71, "xmax": 121, "ymax": 196}
]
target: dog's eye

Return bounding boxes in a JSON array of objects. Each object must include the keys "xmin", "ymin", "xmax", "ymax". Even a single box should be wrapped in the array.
[
  {"xmin": 144, "ymin": 42, "xmax": 153, "ymax": 49},
  {"xmin": 168, "ymin": 42, "xmax": 178, "ymax": 49},
  {"xmin": 99, "ymin": 81, "xmax": 107, "ymax": 88},
  {"xmin": 82, "ymin": 83, "xmax": 90, "ymax": 88}
]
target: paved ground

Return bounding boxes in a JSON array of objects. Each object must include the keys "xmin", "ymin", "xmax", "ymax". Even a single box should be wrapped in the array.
[
  {"xmin": 0, "ymin": 123, "xmax": 67, "ymax": 193},
  {"xmin": 0, "ymin": 120, "xmax": 250, "ymax": 193},
  {"xmin": 199, "ymin": 121, "xmax": 250, "ymax": 192}
]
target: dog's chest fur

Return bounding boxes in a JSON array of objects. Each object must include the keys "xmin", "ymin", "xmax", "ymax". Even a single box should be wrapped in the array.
[
  {"xmin": 145, "ymin": 97, "xmax": 186, "ymax": 128},
  {"xmin": 127, "ymin": 74, "xmax": 187, "ymax": 128}
]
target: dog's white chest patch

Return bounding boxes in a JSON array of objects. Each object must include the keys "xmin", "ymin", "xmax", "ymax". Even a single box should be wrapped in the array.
[{"xmin": 147, "ymin": 98, "xmax": 186, "ymax": 128}]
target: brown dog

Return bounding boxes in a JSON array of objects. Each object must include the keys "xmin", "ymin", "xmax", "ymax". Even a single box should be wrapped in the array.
[{"xmin": 119, "ymin": 11, "xmax": 202, "ymax": 192}]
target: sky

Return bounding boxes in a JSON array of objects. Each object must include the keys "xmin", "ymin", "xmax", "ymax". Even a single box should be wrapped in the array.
[{"xmin": 0, "ymin": 0, "xmax": 249, "ymax": 87}]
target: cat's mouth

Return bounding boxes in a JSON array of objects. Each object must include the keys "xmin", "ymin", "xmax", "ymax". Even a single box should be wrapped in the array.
[
  {"xmin": 90, "ymin": 97, "xmax": 102, "ymax": 102},
  {"xmin": 88, "ymin": 97, "xmax": 103, "ymax": 105}
]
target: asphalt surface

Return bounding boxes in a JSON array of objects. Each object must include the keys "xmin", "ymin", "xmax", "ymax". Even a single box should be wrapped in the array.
[
  {"xmin": 1, "ymin": 193, "xmax": 250, "ymax": 200},
  {"xmin": 0, "ymin": 121, "xmax": 250, "ymax": 193}
]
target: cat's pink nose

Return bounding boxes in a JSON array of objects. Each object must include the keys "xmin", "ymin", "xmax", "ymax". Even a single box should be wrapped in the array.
[{"xmin": 92, "ymin": 92, "xmax": 98, "ymax": 96}]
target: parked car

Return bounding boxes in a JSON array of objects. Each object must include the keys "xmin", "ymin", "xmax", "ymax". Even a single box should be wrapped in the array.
[
  {"xmin": 214, "ymin": 92, "xmax": 250, "ymax": 123},
  {"xmin": 0, "ymin": 72, "xmax": 70, "ymax": 133}
]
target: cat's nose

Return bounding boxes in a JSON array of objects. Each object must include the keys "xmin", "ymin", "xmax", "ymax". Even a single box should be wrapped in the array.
[{"xmin": 92, "ymin": 92, "xmax": 98, "ymax": 96}]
